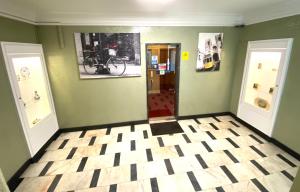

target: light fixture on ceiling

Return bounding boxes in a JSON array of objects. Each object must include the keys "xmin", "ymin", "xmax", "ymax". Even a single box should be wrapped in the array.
[{"xmin": 136, "ymin": 0, "xmax": 175, "ymax": 5}]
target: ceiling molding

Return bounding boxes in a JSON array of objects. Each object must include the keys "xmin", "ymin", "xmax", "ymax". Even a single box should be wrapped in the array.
[
  {"xmin": 0, "ymin": 10, "xmax": 243, "ymax": 26},
  {"xmin": 0, "ymin": 0, "xmax": 36, "ymax": 24},
  {"xmin": 35, "ymin": 14, "xmax": 243, "ymax": 26},
  {"xmin": 0, "ymin": 11, "xmax": 36, "ymax": 25},
  {"xmin": 244, "ymin": 0, "xmax": 300, "ymax": 25}
]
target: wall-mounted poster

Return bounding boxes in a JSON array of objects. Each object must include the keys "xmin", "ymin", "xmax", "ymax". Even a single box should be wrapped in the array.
[
  {"xmin": 151, "ymin": 55, "xmax": 158, "ymax": 65},
  {"xmin": 182, "ymin": 51, "xmax": 189, "ymax": 61},
  {"xmin": 196, "ymin": 33, "xmax": 223, "ymax": 72},
  {"xmin": 74, "ymin": 33, "xmax": 141, "ymax": 79}
]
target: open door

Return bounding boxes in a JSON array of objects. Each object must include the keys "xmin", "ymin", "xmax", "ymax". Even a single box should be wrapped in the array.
[
  {"xmin": 1, "ymin": 42, "xmax": 59, "ymax": 156},
  {"xmin": 146, "ymin": 44, "xmax": 180, "ymax": 119}
]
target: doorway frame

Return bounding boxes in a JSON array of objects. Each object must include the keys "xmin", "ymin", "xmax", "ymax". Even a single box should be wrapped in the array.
[{"xmin": 145, "ymin": 43, "xmax": 181, "ymax": 119}]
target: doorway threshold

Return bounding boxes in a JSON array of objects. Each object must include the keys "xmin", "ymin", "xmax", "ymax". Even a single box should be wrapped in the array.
[{"xmin": 149, "ymin": 116, "xmax": 176, "ymax": 124}]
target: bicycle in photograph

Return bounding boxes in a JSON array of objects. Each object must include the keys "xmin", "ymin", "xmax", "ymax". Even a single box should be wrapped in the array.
[{"xmin": 82, "ymin": 49, "xmax": 128, "ymax": 76}]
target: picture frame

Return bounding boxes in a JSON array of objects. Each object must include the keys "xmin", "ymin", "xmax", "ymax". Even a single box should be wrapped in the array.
[{"xmin": 74, "ymin": 32, "xmax": 141, "ymax": 79}]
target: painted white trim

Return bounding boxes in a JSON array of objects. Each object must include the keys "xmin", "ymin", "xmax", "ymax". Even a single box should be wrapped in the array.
[
  {"xmin": 1, "ymin": 42, "xmax": 59, "ymax": 157},
  {"xmin": 0, "ymin": 9, "xmax": 244, "ymax": 26},
  {"xmin": 36, "ymin": 15, "xmax": 243, "ymax": 26},
  {"xmin": 1, "ymin": 42, "xmax": 34, "ymax": 155},
  {"xmin": 237, "ymin": 39, "xmax": 293, "ymax": 137},
  {"xmin": 245, "ymin": 13, "xmax": 300, "ymax": 26},
  {"xmin": 269, "ymin": 39, "xmax": 293, "ymax": 136},
  {"xmin": 0, "ymin": 11, "xmax": 36, "ymax": 25}
]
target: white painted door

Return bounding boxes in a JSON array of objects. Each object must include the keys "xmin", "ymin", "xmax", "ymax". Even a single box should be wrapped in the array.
[
  {"xmin": 1, "ymin": 42, "xmax": 59, "ymax": 156},
  {"xmin": 237, "ymin": 39, "xmax": 293, "ymax": 136}
]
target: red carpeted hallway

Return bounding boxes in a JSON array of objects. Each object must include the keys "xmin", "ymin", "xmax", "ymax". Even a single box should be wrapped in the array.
[{"xmin": 148, "ymin": 89, "xmax": 175, "ymax": 118}]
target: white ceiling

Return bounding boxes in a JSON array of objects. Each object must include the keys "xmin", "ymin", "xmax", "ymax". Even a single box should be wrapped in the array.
[{"xmin": 0, "ymin": 0, "xmax": 299, "ymax": 26}]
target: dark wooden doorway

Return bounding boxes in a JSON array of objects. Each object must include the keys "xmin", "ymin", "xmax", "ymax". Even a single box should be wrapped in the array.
[{"xmin": 146, "ymin": 43, "xmax": 181, "ymax": 119}]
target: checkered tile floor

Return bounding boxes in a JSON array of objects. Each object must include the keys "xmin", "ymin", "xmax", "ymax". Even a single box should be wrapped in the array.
[{"xmin": 16, "ymin": 115, "xmax": 299, "ymax": 192}]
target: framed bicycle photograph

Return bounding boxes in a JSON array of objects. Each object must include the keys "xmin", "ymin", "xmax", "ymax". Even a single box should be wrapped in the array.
[{"xmin": 74, "ymin": 32, "xmax": 141, "ymax": 79}]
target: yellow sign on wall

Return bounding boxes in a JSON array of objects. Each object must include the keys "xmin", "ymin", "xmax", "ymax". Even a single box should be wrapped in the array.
[{"xmin": 182, "ymin": 51, "xmax": 189, "ymax": 60}]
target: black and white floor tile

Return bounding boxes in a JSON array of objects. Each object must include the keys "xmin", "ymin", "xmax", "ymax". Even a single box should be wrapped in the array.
[{"xmin": 16, "ymin": 115, "xmax": 299, "ymax": 192}]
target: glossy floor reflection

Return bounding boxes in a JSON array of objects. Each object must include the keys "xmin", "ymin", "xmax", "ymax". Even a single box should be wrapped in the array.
[{"xmin": 16, "ymin": 115, "xmax": 299, "ymax": 192}]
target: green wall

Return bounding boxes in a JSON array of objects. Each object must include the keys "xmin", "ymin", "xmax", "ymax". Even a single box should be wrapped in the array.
[
  {"xmin": 291, "ymin": 169, "xmax": 300, "ymax": 192},
  {"xmin": 38, "ymin": 26, "xmax": 241, "ymax": 128},
  {"xmin": 1, "ymin": 13, "xmax": 299, "ymax": 186},
  {"xmin": 0, "ymin": 16, "xmax": 242, "ymax": 180},
  {"xmin": 230, "ymin": 15, "xmax": 300, "ymax": 153},
  {"xmin": 0, "ymin": 17, "xmax": 37, "ymax": 180}
]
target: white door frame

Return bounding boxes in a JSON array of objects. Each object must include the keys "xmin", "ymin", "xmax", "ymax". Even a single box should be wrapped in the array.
[
  {"xmin": 237, "ymin": 38, "xmax": 293, "ymax": 137},
  {"xmin": 1, "ymin": 42, "xmax": 59, "ymax": 157}
]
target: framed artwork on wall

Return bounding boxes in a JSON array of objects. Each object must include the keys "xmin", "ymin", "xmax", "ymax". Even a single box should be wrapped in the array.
[
  {"xmin": 196, "ymin": 33, "xmax": 223, "ymax": 72},
  {"xmin": 74, "ymin": 32, "xmax": 141, "ymax": 79}
]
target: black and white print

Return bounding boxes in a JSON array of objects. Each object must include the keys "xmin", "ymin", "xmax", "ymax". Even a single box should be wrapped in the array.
[
  {"xmin": 74, "ymin": 33, "xmax": 141, "ymax": 79},
  {"xmin": 196, "ymin": 33, "xmax": 223, "ymax": 72}
]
